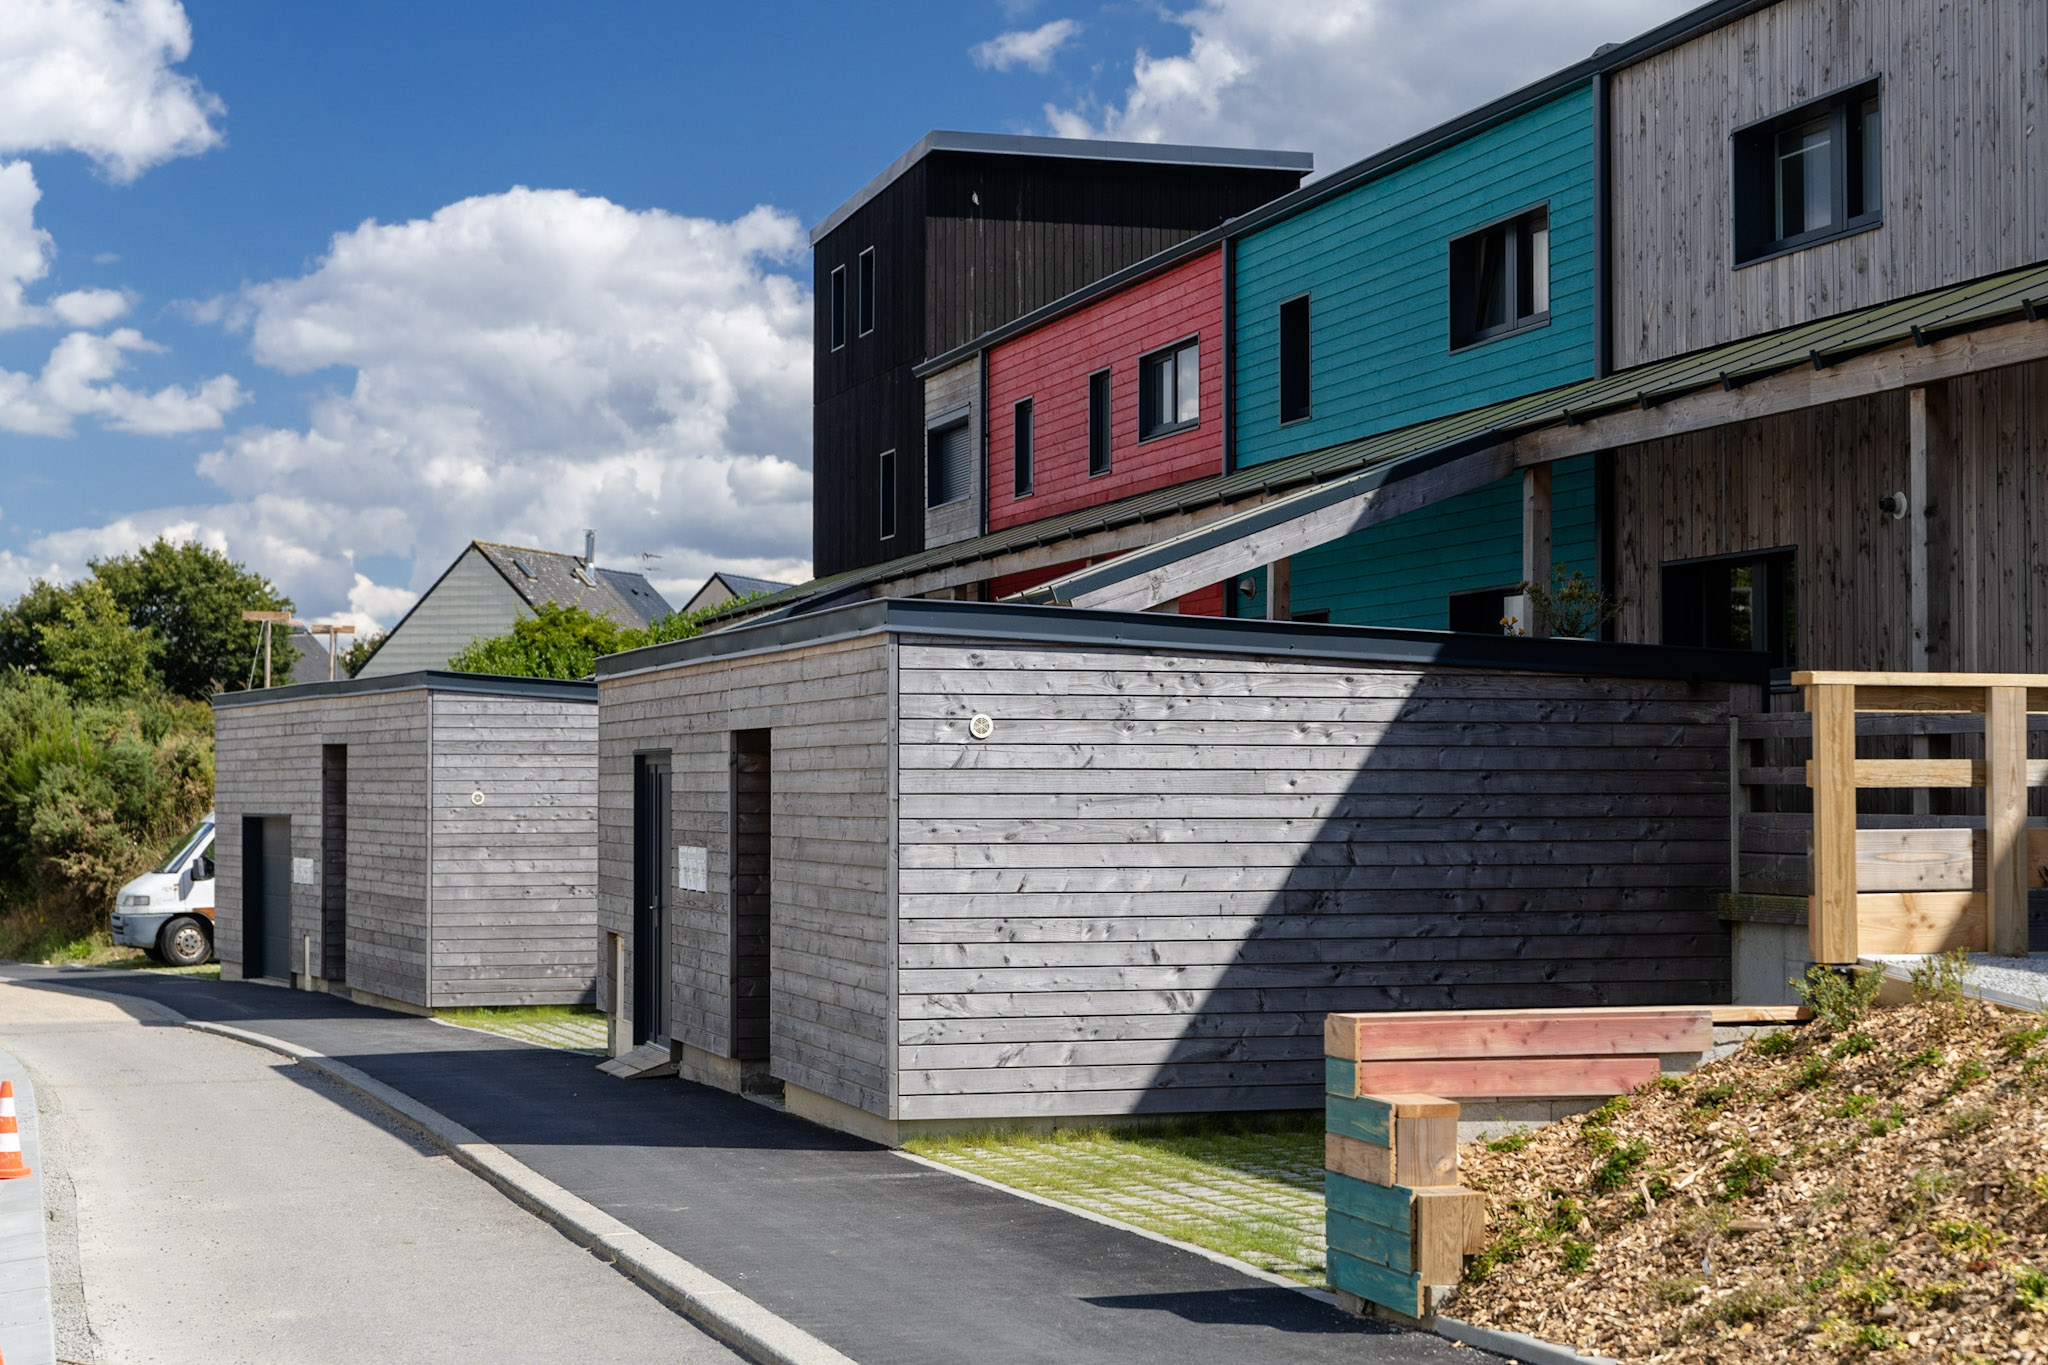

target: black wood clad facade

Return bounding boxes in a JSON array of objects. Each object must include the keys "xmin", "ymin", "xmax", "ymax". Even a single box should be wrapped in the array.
[{"xmin": 812, "ymin": 147, "xmax": 1306, "ymax": 578}]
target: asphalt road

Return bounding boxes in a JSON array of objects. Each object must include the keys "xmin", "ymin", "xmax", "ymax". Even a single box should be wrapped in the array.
[{"xmin": 0, "ymin": 980, "xmax": 744, "ymax": 1365}]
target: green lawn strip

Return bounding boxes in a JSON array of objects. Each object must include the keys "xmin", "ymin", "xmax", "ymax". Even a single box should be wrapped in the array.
[
  {"xmin": 436, "ymin": 1004, "xmax": 608, "ymax": 1053},
  {"xmin": 906, "ymin": 1117, "xmax": 1328, "ymax": 1285}
]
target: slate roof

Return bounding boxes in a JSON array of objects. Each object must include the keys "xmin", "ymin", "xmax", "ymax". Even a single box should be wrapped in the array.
[{"xmin": 472, "ymin": 541, "xmax": 674, "ymax": 628}]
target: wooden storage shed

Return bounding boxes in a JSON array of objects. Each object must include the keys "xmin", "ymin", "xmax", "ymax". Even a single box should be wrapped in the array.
[
  {"xmin": 213, "ymin": 671, "xmax": 599, "ymax": 1012},
  {"xmin": 594, "ymin": 599, "xmax": 1767, "ymax": 1142}
]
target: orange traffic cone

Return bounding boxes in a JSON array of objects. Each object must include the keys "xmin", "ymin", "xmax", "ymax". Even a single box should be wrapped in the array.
[{"xmin": 0, "ymin": 1079, "xmax": 30, "ymax": 1180}]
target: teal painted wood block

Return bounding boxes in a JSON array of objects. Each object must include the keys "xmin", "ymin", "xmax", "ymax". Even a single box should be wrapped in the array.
[
  {"xmin": 1324, "ymin": 1171, "xmax": 1413, "ymax": 1234},
  {"xmin": 1328, "ymin": 1247, "xmax": 1424, "ymax": 1319},
  {"xmin": 1325, "ymin": 1055, "xmax": 1360, "ymax": 1098},
  {"xmin": 1326, "ymin": 1208, "xmax": 1413, "ymax": 1274},
  {"xmin": 1325, "ymin": 1094, "xmax": 1393, "ymax": 1146}
]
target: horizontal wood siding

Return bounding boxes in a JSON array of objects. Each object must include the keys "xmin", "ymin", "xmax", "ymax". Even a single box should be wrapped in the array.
[
  {"xmin": 923, "ymin": 356, "xmax": 981, "ymax": 549},
  {"xmin": 1290, "ymin": 457, "xmax": 1597, "ymax": 628},
  {"xmin": 893, "ymin": 639, "xmax": 1741, "ymax": 1121},
  {"xmin": 427, "ymin": 693, "xmax": 600, "ymax": 1007},
  {"xmin": 1233, "ymin": 85, "xmax": 1598, "ymax": 470},
  {"xmin": 597, "ymin": 636, "xmax": 896, "ymax": 1115},
  {"xmin": 1609, "ymin": 0, "xmax": 2048, "ymax": 368},
  {"xmin": 360, "ymin": 547, "xmax": 526, "ymax": 677},
  {"xmin": 986, "ymin": 249, "xmax": 1225, "ymax": 530}
]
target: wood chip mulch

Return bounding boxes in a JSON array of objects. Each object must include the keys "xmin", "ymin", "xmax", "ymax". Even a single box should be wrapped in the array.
[{"xmin": 1449, "ymin": 995, "xmax": 2048, "ymax": 1363}]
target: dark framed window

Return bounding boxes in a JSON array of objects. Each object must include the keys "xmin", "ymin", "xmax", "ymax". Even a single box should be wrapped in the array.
[
  {"xmin": 1661, "ymin": 548, "xmax": 1797, "ymax": 669},
  {"xmin": 1448, "ymin": 585, "xmax": 1521, "ymax": 635},
  {"xmin": 828, "ymin": 266, "xmax": 847, "ymax": 350},
  {"xmin": 877, "ymin": 449, "xmax": 896, "ymax": 539},
  {"xmin": 926, "ymin": 420, "xmax": 969, "ymax": 509},
  {"xmin": 1278, "ymin": 295, "xmax": 1311, "ymax": 423},
  {"xmin": 1013, "ymin": 399, "xmax": 1033, "ymax": 497},
  {"xmin": 1087, "ymin": 369, "xmax": 1112, "ymax": 477},
  {"xmin": 1138, "ymin": 338, "xmax": 1199, "ymax": 439},
  {"xmin": 857, "ymin": 248, "xmax": 876, "ymax": 336},
  {"xmin": 1733, "ymin": 81, "xmax": 1880, "ymax": 265},
  {"xmin": 1290, "ymin": 608, "xmax": 1331, "ymax": 625},
  {"xmin": 1449, "ymin": 206, "xmax": 1550, "ymax": 349}
]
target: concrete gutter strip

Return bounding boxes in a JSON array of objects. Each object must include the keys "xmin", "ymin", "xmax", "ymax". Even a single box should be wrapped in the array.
[
  {"xmin": 127, "ymin": 1009, "xmax": 855, "ymax": 1365},
  {"xmin": 0, "ymin": 1049, "xmax": 55, "ymax": 1365},
  {"xmin": 1435, "ymin": 1317, "xmax": 1618, "ymax": 1365}
]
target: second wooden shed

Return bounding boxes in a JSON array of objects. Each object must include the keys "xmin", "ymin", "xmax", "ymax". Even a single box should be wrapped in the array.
[{"xmin": 212, "ymin": 670, "xmax": 599, "ymax": 1012}]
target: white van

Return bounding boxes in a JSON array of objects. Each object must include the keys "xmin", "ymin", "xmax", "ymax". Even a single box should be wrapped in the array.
[{"xmin": 111, "ymin": 813, "xmax": 216, "ymax": 966}]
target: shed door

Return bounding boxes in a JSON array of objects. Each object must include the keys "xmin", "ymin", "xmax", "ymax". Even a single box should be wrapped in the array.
[
  {"xmin": 632, "ymin": 754, "xmax": 672, "ymax": 1046},
  {"xmin": 243, "ymin": 816, "xmax": 292, "ymax": 980}
]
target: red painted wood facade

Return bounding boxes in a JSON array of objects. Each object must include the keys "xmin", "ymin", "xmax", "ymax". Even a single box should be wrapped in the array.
[{"xmin": 985, "ymin": 248, "xmax": 1225, "ymax": 533}]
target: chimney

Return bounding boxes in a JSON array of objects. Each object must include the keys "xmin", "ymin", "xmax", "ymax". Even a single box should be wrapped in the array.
[{"xmin": 583, "ymin": 529, "xmax": 596, "ymax": 565}]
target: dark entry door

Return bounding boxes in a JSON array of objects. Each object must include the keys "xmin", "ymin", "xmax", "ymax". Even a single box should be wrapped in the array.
[
  {"xmin": 632, "ymin": 754, "xmax": 672, "ymax": 1046},
  {"xmin": 243, "ymin": 816, "xmax": 292, "ymax": 980}
]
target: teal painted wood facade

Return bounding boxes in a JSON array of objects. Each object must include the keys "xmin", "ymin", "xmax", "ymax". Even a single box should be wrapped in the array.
[
  {"xmin": 1232, "ymin": 84, "xmax": 1599, "ymax": 468},
  {"xmin": 1290, "ymin": 457, "xmax": 1597, "ymax": 628}
]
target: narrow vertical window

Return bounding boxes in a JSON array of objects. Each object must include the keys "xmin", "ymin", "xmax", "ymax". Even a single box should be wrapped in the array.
[
  {"xmin": 829, "ymin": 266, "xmax": 847, "ymax": 350},
  {"xmin": 857, "ymin": 247, "xmax": 876, "ymax": 336},
  {"xmin": 1278, "ymin": 296, "xmax": 1311, "ymax": 423},
  {"xmin": 878, "ymin": 449, "xmax": 896, "ymax": 539},
  {"xmin": 1087, "ymin": 370, "xmax": 1112, "ymax": 476},
  {"xmin": 1013, "ymin": 399, "xmax": 1034, "ymax": 497}
]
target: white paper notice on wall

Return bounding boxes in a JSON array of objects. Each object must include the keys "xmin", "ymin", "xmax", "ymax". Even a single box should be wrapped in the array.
[
  {"xmin": 676, "ymin": 845, "xmax": 708, "ymax": 893},
  {"xmin": 292, "ymin": 857, "xmax": 317, "ymax": 886}
]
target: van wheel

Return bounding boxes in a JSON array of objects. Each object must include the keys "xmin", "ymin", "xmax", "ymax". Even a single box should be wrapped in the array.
[{"xmin": 157, "ymin": 917, "xmax": 212, "ymax": 967}]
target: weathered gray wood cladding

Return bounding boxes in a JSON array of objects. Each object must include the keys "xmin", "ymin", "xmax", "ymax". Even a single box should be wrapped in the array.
[
  {"xmin": 213, "ymin": 673, "xmax": 599, "ymax": 1010},
  {"xmin": 595, "ymin": 601, "xmax": 1764, "ymax": 1132},
  {"xmin": 1609, "ymin": 0, "xmax": 2048, "ymax": 368}
]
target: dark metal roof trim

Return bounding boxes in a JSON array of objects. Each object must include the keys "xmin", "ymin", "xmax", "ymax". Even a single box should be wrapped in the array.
[
  {"xmin": 212, "ymin": 669, "xmax": 597, "ymax": 709},
  {"xmin": 601, "ymin": 597, "xmax": 1771, "ymax": 686},
  {"xmin": 811, "ymin": 131, "xmax": 1314, "ymax": 244}
]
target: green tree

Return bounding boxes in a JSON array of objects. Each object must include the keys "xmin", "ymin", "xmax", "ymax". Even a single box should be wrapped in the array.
[
  {"xmin": 0, "ymin": 579, "xmax": 80, "ymax": 674},
  {"xmin": 91, "ymin": 539, "xmax": 296, "ymax": 698},
  {"xmin": 339, "ymin": 631, "xmax": 384, "ymax": 677},
  {"xmin": 447, "ymin": 603, "xmax": 630, "ymax": 679},
  {"xmin": 37, "ymin": 582, "xmax": 154, "ymax": 701}
]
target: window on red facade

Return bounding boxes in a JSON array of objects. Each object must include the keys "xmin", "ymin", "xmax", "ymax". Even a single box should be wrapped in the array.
[
  {"xmin": 1139, "ymin": 339, "xmax": 1199, "ymax": 439},
  {"xmin": 1013, "ymin": 399, "xmax": 1034, "ymax": 497},
  {"xmin": 1088, "ymin": 369, "xmax": 1112, "ymax": 476}
]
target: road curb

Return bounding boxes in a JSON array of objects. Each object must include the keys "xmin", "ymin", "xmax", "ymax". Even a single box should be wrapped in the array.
[
  {"xmin": 4, "ymin": 977, "xmax": 855, "ymax": 1365},
  {"xmin": 0, "ymin": 1047, "xmax": 55, "ymax": 1365},
  {"xmin": 1434, "ymin": 1317, "xmax": 1618, "ymax": 1365}
]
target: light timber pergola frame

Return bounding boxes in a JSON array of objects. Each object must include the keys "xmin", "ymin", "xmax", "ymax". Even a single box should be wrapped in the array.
[{"xmin": 1798, "ymin": 671, "xmax": 2045, "ymax": 964}]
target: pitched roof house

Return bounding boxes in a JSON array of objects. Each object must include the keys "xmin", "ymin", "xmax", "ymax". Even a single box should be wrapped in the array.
[
  {"xmin": 357, "ymin": 539, "xmax": 674, "ymax": 678},
  {"xmin": 680, "ymin": 571, "xmax": 793, "ymax": 617}
]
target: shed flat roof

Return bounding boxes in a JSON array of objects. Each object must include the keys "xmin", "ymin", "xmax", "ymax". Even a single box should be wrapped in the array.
[
  {"xmin": 212, "ymin": 669, "xmax": 597, "ymax": 709},
  {"xmin": 597, "ymin": 597, "xmax": 1771, "ymax": 686},
  {"xmin": 811, "ymin": 131, "xmax": 1314, "ymax": 244}
]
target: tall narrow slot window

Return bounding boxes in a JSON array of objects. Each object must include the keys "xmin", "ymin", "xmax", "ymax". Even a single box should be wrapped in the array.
[
  {"xmin": 877, "ymin": 449, "xmax": 896, "ymax": 539},
  {"xmin": 1661, "ymin": 548, "xmax": 1798, "ymax": 670},
  {"xmin": 926, "ymin": 421, "xmax": 968, "ymax": 508},
  {"xmin": 1278, "ymin": 295, "xmax": 1311, "ymax": 424},
  {"xmin": 857, "ymin": 247, "xmax": 876, "ymax": 336},
  {"xmin": 1734, "ymin": 82, "xmax": 1881, "ymax": 263},
  {"xmin": 1087, "ymin": 369, "xmax": 1112, "ymax": 476},
  {"xmin": 1013, "ymin": 399, "xmax": 1034, "ymax": 497},
  {"xmin": 1138, "ymin": 339, "xmax": 1200, "ymax": 439},
  {"xmin": 1448, "ymin": 207, "xmax": 1550, "ymax": 349},
  {"xmin": 828, "ymin": 266, "xmax": 847, "ymax": 350}
]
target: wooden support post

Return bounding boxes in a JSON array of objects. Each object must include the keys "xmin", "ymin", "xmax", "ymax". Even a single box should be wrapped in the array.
[
  {"xmin": 1985, "ymin": 685, "xmax": 2030, "ymax": 956},
  {"xmin": 1266, "ymin": 557, "xmax": 1291, "ymax": 621},
  {"xmin": 1521, "ymin": 465, "xmax": 1552, "ymax": 639},
  {"xmin": 1808, "ymin": 682, "xmax": 1859, "ymax": 963}
]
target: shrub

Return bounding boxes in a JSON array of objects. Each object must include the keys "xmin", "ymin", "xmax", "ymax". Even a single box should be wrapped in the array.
[
  {"xmin": 1795, "ymin": 963, "xmax": 1884, "ymax": 1033},
  {"xmin": 1719, "ymin": 1148, "xmax": 1779, "ymax": 1200},
  {"xmin": 1590, "ymin": 1138, "xmax": 1651, "ymax": 1192}
]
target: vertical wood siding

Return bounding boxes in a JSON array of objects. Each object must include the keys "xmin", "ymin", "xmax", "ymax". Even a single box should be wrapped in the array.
[
  {"xmin": 892, "ymin": 638, "xmax": 1740, "ymax": 1121},
  {"xmin": 1608, "ymin": 0, "xmax": 2048, "ymax": 368},
  {"xmin": 985, "ymin": 249, "xmax": 1225, "ymax": 530},
  {"xmin": 922, "ymin": 356, "xmax": 981, "ymax": 549},
  {"xmin": 1232, "ymin": 86, "xmax": 1599, "ymax": 470},
  {"xmin": 596, "ymin": 637, "xmax": 895, "ymax": 1114}
]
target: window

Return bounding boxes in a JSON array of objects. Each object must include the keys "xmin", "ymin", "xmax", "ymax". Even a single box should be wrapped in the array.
[
  {"xmin": 877, "ymin": 449, "xmax": 896, "ymax": 539},
  {"xmin": 1290, "ymin": 608, "xmax": 1331, "ymax": 625},
  {"xmin": 926, "ymin": 420, "xmax": 969, "ymax": 508},
  {"xmin": 1279, "ymin": 295, "xmax": 1312, "ymax": 423},
  {"xmin": 1449, "ymin": 207, "xmax": 1550, "ymax": 349},
  {"xmin": 1661, "ymin": 548, "xmax": 1797, "ymax": 669},
  {"xmin": 1734, "ymin": 82, "xmax": 1881, "ymax": 264},
  {"xmin": 828, "ymin": 266, "xmax": 847, "ymax": 350},
  {"xmin": 1087, "ymin": 369, "xmax": 1112, "ymax": 476},
  {"xmin": 1139, "ymin": 339, "xmax": 1199, "ymax": 439},
  {"xmin": 1448, "ymin": 586, "xmax": 1521, "ymax": 635},
  {"xmin": 857, "ymin": 248, "xmax": 876, "ymax": 336},
  {"xmin": 1013, "ymin": 399, "xmax": 1033, "ymax": 497}
]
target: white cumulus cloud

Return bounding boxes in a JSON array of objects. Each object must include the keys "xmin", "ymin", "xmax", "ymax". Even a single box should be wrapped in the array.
[
  {"xmin": 973, "ymin": 18, "xmax": 1083, "ymax": 74},
  {"xmin": 1045, "ymin": 0, "xmax": 1697, "ymax": 170},
  {"xmin": 0, "ymin": 0, "xmax": 223, "ymax": 182},
  {"xmin": 0, "ymin": 327, "xmax": 246, "ymax": 436},
  {"xmin": 0, "ymin": 161, "xmax": 56, "ymax": 330}
]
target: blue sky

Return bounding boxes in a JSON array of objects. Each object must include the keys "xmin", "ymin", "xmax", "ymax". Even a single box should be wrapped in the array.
[{"xmin": 0, "ymin": 0, "xmax": 1692, "ymax": 629}]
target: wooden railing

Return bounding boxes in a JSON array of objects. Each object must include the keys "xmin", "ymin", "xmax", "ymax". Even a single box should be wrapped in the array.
[{"xmin": 1784, "ymin": 672, "xmax": 2044, "ymax": 963}]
